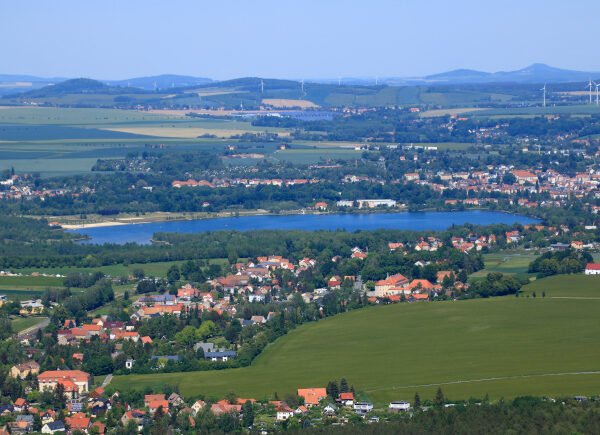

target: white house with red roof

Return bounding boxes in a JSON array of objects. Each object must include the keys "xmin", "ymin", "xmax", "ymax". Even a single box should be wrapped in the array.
[{"xmin": 585, "ymin": 263, "xmax": 600, "ymax": 275}]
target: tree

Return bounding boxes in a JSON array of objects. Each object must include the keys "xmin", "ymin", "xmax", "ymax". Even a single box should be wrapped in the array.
[
  {"xmin": 434, "ymin": 387, "xmax": 445, "ymax": 407},
  {"xmin": 225, "ymin": 391, "xmax": 238, "ymax": 405},
  {"xmin": 53, "ymin": 382, "xmax": 67, "ymax": 409},
  {"xmin": 166, "ymin": 265, "xmax": 180, "ymax": 283},
  {"xmin": 340, "ymin": 377, "xmax": 349, "ymax": 393},
  {"xmin": 326, "ymin": 380, "xmax": 339, "ymax": 400},
  {"xmin": 414, "ymin": 392, "xmax": 421, "ymax": 408},
  {"xmin": 242, "ymin": 400, "xmax": 254, "ymax": 427},
  {"xmin": 132, "ymin": 268, "xmax": 145, "ymax": 280},
  {"xmin": 198, "ymin": 320, "xmax": 216, "ymax": 340}
]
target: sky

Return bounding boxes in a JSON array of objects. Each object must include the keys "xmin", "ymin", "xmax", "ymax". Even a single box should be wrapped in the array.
[{"xmin": 2, "ymin": 0, "xmax": 600, "ymax": 80}]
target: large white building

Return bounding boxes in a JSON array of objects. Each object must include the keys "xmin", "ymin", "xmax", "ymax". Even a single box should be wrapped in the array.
[{"xmin": 38, "ymin": 370, "xmax": 92, "ymax": 395}]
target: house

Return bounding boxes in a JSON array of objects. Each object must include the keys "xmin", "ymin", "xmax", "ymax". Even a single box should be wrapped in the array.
[
  {"xmin": 210, "ymin": 403, "xmax": 242, "ymax": 414},
  {"xmin": 41, "ymin": 420, "xmax": 66, "ymax": 434},
  {"xmin": 125, "ymin": 358, "xmax": 135, "ymax": 369},
  {"xmin": 327, "ymin": 276, "xmax": 342, "ymax": 288},
  {"xmin": 389, "ymin": 401, "xmax": 411, "ymax": 412},
  {"xmin": 585, "ymin": 263, "xmax": 600, "ymax": 275},
  {"xmin": 191, "ymin": 400, "xmax": 206, "ymax": 415},
  {"xmin": 354, "ymin": 401, "xmax": 374, "ymax": 416},
  {"xmin": 9, "ymin": 415, "xmax": 33, "ymax": 434},
  {"xmin": 315, "ymin": 202, "xmax": 328, "ymax": 210},
  {"xmin": 276, "ymin": 404, "xmax": 295, "ymax": 421},
  {"xmin": 121, "ymin": 410, "xmax": 146, "ymax": 428},
  {"xmin": 65, "ymin": 416, "xmax": 91, "ymax": 432},
  {"xmin": 38, "ymin": 370, "xmax": 92, "ymax": 395},
  {"xmin": 13, "ymin": 398, "xmax": 27, "ymax": 412},
  {"xmin": 374, "ymin": 274, "xmax": 409, "ymax": 297},
  {"xmin": 149, "ymin": 400, "xmax": 169, "ymax": 415},
  {"xmin": 338, "ymin": 392, "xmax": 355, "ymax": 406},
  {"xmin": 297, "ymin": 388, "xmax": 327, "ymax": 407},
  {"xmin": 294, "ymin": 405, "xmax": 308, "ymax": 415},
  {"xmin": 168, "ymin": 392, "xmax": 185, "ymax": 407},
  {"xmin": 144, "ymin": 394, "xmax": 165, "ymax": 408},
  {"xmin": 204, "ymin": 351, "xmax": 236, "ymax": 362},
  {"xmin": 323, "ymin": 403, "xmax": 338, "ymax": 416},
  {"xmin": 11, "ymin": 361, "xmax": 40, "ymax": 379}
]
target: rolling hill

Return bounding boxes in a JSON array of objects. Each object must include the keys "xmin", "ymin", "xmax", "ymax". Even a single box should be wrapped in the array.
[{"xmin": 112, "ymin": 281, "xmax": 600, "ymax": 404}]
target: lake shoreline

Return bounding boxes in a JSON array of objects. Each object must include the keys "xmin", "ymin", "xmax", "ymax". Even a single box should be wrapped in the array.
[
  {"xmin": 65, "ymin": 209, "xmax": 540, "ymax": 245},
  {"xmin": 53, "ymin": 207, "xmax": 533, "ymax": 230}
]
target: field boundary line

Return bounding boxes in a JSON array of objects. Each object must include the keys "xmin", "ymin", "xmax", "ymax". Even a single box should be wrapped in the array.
[
  {"xmin": 550, "ymin": 297, "xmax": 600, "ymax": 300},
  {"xmin": 364, "ymin": 370, "xmax": 600, "ymax": 393}
]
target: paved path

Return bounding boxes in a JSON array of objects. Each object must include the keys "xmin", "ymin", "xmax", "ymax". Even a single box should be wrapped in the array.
[
  {"xmin": 365, "ymin": 370, "xmax": 600, "ymax": 393},
  {"xmin": 16, "ymin": 317, "xmax": 50, "ymax": 338},
  {"xmin": 101, "ymin": 374, "xmax": 113, "ymax": 388}
]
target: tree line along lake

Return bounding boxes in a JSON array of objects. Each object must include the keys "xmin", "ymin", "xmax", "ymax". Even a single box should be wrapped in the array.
[{"xmin": 68, "ymin": 210, "xmax": 539, "ymax": 245}]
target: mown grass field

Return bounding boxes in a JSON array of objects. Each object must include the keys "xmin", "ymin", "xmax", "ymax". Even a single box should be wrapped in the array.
[
  {"xmin": 11, "ymin": 258, "xmax": 230, "ymax": 279},
  {"xmin": 11, "ymin": 316, "xmax": 48, "ymax": 332},
  {"xmin": 520, "ymin": 274, "xmax": 600, "ymax": 298},
  {"xmin": 112, "ymin": 285, "xmax": 600, "ymax": 405},
  {"xmin": 470, "ymin": 250, "xmax": 539, "ymax": 280}
]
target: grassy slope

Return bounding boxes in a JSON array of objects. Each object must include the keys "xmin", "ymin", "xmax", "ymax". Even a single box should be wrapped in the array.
[
  {"xmin": 520, "ymin": 274, "xmax": 600, "ymax": 298},
  {"xmin": 112, "ymin": 289, "xmax": 600, "ymax": 404}
]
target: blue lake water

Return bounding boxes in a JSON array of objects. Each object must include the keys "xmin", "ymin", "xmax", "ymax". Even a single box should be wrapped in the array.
[{"xmin": 69, "ymin": 210, "xmax": 539, "ymax": 245}]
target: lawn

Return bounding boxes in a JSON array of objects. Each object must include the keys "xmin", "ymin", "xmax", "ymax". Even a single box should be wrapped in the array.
[{"xmin": 112, "ymin": 294, "xmax": 600, "ymax": 405}]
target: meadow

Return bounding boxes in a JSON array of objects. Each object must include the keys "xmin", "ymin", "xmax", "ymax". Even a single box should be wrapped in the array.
[
  {"xmin": 519, "ymin": 274, "xmax": 600, "ymax": 298},
  {"xmin": 469, "ymin": 250, "xmax": 539, "ymax": 280},
  {"xmin": 112, "ymin": 281, "xmax": 600, "ymax": 404}
]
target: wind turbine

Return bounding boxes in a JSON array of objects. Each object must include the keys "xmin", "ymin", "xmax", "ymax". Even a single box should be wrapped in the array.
[
  {"xmin": 260, "ymin": 79, "xmax": 264, "ymax": 94},
  {"xmin": 595, "ymin": 82, "xmax": 600, "ymax": 105},
  {"xmin": 540, "ymin": 84, "xmax": 546, "ymax": 107},
  {"xmin": 338, "ymin": 76, "xmax": 341, "ymax": 87},
  {"xmin": 585, "ymin": 79, "xmax": 594, "ymax": 104}
]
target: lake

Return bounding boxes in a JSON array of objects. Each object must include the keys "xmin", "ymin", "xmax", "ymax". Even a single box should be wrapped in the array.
[{"xmin": 69, "ymin": 210, "xmax": 539, "ymax": 245}]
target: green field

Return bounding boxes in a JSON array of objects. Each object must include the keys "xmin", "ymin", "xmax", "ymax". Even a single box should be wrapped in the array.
[
  {"xmin": 112, "ymin": 288, "xmax": 600, "ymax": 404},
  {"xmin": 274, "ymin": 148, "xmax": 364, "ymax": 164},
  {"xmin": 11, "ymin": 258, "xmax": 230, "ymax": 279},
  {"xmin": 470, "ymin": 251, "xmax": 539, "ymax": 280},
  {"xmin": 11, "ymin": 316, "xmax": 48, "ymax": 332},
  {"xmin": 520, "ymin": 274, "xmax": 600, "ymax": 298}
]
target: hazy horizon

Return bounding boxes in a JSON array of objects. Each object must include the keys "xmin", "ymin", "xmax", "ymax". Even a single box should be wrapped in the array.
[{"xmin": 2, "ymin": 0, "xmax": 600, "ymax": 81}]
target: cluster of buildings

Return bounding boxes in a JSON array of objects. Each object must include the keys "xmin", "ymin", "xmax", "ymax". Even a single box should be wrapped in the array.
[
  {"xmin": 171, "ymin": 178, "xmax": 325, "ymax": 188},
  {"xmin": 3, "ymin": 365, "xmax": 415, "ymax": 434}
]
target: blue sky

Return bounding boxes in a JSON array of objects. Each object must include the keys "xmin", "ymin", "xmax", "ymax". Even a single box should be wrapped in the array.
[{"xmin": 2, "ymin": 0, "xmax": 599, "ymax": 80}]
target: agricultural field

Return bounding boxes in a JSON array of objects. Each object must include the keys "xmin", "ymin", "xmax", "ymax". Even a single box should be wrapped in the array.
[
  {"xmin": 0, "ymin": 107, "xmax": 291, "ymax": 174},
  {"xmin": 112, "ymin": 292, "xmax": 600, "ymax": 404},
  {"xmin": 273, "ymin": 148, "xmax": 364, "ymax": 164},
  {"xmin": 0, "ymin": 275, "xmax": 65, "ymax": 289},
  {"xmin": 469, "ymin": 104, "xmax": 600, "ymax": 117}
]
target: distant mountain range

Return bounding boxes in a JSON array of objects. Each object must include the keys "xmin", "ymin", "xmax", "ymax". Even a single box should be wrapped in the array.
[
  {"xmin": 1, "ymin": 64, "xmax": 598, "ymax": 94},
  {"xmin": 311, "ymin": 64, "xmax": 600, "ymax": 86}
]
